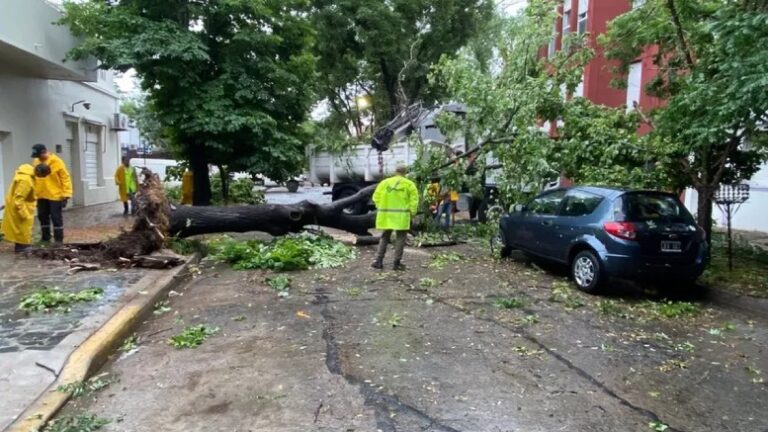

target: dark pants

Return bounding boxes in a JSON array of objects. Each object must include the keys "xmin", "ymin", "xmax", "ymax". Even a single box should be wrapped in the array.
[
  {"xmin": 376, "ymin": 230, "xmax": 407, "ymax": 263},
  {"xmin": 435, "ymin": 201, "xmax": 454, "ymax": 228},
  {"xmin": 37, "ymin": 199, "xmax": 64, "ymax": 243}
]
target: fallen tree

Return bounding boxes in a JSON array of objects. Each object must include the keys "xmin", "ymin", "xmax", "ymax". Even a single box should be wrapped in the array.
[
  {"xmin": 169, "ymin": 185, "xmax": 376, "ymax": 238},
  {"xmin": 31, "ymin": 170, "xmax": 377, "ymax": 266}
]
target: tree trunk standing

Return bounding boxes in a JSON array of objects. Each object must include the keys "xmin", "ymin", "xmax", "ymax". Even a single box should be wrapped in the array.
[
  {"xmin": 696, "ymin": 185, "xmax": 714, "ymax": 246},
  {"xmin": 169, "ymin": 184, "xmax": 378, "ymax": 238},
  {"xmin": 379, "ymin": 58, "xmax": 400, "ymax": 120},
  {"xmin": 217, "ymin": 165, "xmax": 229, "ymax": 203},
  {"xmin": 190, "ymin": 145, "xmax": 211, "ymax": 206}
]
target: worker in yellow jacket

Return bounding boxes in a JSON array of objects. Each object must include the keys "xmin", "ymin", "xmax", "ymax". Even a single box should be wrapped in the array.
[
  {"xmin": 371, "ymin": 164, "xmax": 419, "ymax": 271},
  {"xmin": 181, "ymin": 169, "xmax": 194, "ymax": 205},
  {"xmin": 115, "ymin": 156, "xmax": 140, "ymax": 216},
  {"xmin": 1, "ymin": 163, "xmax": 50, "ymax": 252},
  {"xmin": 32, "ymin": 144, "xmax": 72, "ymax": 243}
]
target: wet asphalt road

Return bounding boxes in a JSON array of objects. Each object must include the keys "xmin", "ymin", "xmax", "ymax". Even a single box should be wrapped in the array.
[{"xmin": 59, "ymin": 242, "xmax": 768, "ymax": 432}]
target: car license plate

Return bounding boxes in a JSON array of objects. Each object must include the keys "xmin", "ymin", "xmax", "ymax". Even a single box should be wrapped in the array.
[{"xmin": 660, "ymin": 241, "xmax": 682, "ymax": 252}]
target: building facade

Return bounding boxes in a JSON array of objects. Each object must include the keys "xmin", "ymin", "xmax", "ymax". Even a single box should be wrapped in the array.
[
  {"xmin": 547, "ymin": 0, "xmax": 768, "ymax": 232},
  {"xmin": 0, "ymin": 0, "xmax": 125, "ymax": 209}
]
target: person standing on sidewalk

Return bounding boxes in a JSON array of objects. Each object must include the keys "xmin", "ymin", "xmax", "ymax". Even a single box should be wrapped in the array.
[
  {"xmin": 1, "ymin": 163, "xmax": 50, "ymax": 252},
  {"xmin": 181, "ymin": 168, "xmax": 194, "ymax": 205},
  {"xmin": 115, "ymin": 156, "xmax": 139, "ymax": 216},
  {"xmin": 31, "ymin": 144, "xmax": 72, "ymax": 243},
  {"xmin": 371, "ymin": 164, "xmax": 418, "ymax": 271}
]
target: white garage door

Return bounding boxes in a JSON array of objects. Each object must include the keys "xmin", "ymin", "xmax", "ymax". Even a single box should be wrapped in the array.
[{"xmin": 84, "ymin": 125, "xmax": 100, "ymax": 188}]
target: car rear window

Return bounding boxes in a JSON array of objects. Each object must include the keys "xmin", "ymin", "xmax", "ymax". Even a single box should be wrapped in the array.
[{"xmin": 614, "ymin": 193, "xmax": 694, "ymax": 224}]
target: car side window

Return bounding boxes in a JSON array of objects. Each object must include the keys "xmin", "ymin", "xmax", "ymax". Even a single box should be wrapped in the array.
[
  {"xmin": 528, "ymin": 190, "xmax": 567, "ymax": 215},
  {"xmin": 560, "ymin": 190, "xmax": 603, "ymax": 217}
]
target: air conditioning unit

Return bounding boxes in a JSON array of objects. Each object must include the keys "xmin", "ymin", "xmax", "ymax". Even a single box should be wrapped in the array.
[{"xmin": 111, "ymin": 113, "xmax": 129, "ymax": 131}]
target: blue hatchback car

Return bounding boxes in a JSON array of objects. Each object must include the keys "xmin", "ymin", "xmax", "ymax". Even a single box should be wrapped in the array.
[{"xmin": 498, "ymin": 186, "xmax": 708, "ymax": 293}]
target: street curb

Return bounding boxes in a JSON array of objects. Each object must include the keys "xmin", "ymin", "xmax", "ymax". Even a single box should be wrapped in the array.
[{"xmin": 5, "ymin": 254, "xmax": 201, "ymax": 432}]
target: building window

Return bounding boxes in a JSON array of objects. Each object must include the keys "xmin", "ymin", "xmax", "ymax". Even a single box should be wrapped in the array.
[
  {"xmin": 562, "ymin": 10, "xmax": 571, "ymax": 37},
  {"xmin": 626, "ymin": 62, "xmax": 642, "ymax": 112},
  {"xmin": 577, "ymin": 0, "xmax": 588, "ymax": 35},
  {"xmin": 547, "ymin": 20, "xmax": 557, "ymax": 57}
]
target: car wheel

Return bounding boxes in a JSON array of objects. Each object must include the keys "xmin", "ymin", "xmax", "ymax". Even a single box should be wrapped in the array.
[
  {"xmin": 490, "ymin": 230, "xmax": 512, "ymax": 258},
  {"xmin": 571, "ymin": 250, "xmax": 605, "ymax": 294}
]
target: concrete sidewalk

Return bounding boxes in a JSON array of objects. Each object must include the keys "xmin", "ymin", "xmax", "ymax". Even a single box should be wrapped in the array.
[
  {"xmin": 0, "ymin": 254, "xmax": 146, "ymax": 430},
  {"xmin": 0, "ymin": 201, "xmax": 141, "ymax": 429}
]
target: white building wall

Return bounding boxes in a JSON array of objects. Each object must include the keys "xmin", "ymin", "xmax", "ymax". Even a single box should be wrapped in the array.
[
  {"xmin": 0, "ymin": 73, "xmax": 121, "ymax": 208},
  {"xmin": 682, "ymin": 163, "xmax": 768, "ymax": 233}
]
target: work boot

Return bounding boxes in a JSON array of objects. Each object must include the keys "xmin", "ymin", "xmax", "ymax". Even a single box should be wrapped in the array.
[
  {"xmin": 123, "ymin": 202, "xmax": 129, "ymax": 216},
  {"xmin": 393, "ymin": 261, "xmax": 407, "ymax": 271},
  {"xmin": 371, "ymin": 259, "xmax": 384, "ymax": 270}
]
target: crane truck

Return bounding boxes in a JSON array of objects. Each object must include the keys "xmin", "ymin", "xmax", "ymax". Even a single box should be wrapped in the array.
[{"xmin": 308, "ymin": 104, "xmax": 501, "ymax": 217}]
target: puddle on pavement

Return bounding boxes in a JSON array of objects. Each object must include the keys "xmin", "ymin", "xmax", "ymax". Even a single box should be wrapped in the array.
[{"xmin": 0, "ymin": 270, "xmax": 142, "ymax": 353}]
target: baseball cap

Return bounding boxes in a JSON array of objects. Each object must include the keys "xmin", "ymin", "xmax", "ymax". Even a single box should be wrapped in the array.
[{"xmin": 31, "ymin": 144, "xmax": 47, "ymax": 158}]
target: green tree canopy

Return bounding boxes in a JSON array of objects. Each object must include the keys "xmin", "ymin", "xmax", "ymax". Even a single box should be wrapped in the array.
[
  {"xmin": 601, "ymin": 0, "xmax": 768, "ymax": 237},
  {"xmin": 61, "ymin": 0, "xmax": 317, "ymax": 205},
  {"xmin": 432, "ymin": 0, "xmax": 593, "ymax": 204},
  {"xmin": 311, "ymin": 0, "xmax": 495, "ymax": 130}
]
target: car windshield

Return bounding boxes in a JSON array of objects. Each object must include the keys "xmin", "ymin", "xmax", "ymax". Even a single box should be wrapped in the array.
[{"xmin": 617, "ymin": 193, "xmax": 694, "ymax": 224}]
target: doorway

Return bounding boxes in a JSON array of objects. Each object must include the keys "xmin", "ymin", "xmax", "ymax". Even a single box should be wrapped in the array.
[{"xmin": 0, "ymin": 131, "xmax": 9, "ymax": 218}]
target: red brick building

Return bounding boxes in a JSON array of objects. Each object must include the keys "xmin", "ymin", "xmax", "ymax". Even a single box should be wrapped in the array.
[{"xmin": 547, "ymin": 0, "xmax": 663, "ymax": 134}]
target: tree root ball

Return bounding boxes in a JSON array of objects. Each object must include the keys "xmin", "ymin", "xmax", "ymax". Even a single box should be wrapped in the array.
[{"xmin": 29, "ymin": 169, "xmax": 377, "ymax": 266}]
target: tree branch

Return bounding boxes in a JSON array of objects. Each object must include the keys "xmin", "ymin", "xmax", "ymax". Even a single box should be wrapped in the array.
[
  {"xmin": 711, "ymin": 129, "xmax": 746, "ymax": 186},
  {"xmin": 665, "ymin": 0, "xmax": 696, "ymax": 68}
]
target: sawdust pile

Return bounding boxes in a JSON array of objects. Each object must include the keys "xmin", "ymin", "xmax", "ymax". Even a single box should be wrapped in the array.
[{"xmin": 32, "ymin": 169, "xmax": 171, "ymax": 264}]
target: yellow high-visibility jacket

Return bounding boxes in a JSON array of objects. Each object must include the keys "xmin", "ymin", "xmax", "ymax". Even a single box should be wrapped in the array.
[
  {"xmin": 373, "ymin": 175, "xmax": 419, "ymax": 231},
  {"xmin": 1, "ymin": 164, "xmax": 37, "ymax": 245},
  {"xmin": 181, "ymin": 170, "xmax": 194, "ymax": 205},
  {"xmin": 33, "ymin": 154, "xmax": 72, "ymax": 201},
  {"xmin": 115, "ymin": 165, "xmax": 138, "ymax": 203}
]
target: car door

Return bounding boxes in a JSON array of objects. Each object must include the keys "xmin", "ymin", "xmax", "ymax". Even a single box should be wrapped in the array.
[
  {"xmin": 551, "ymin": 189, "xmax": 605, "ymax": 261},
  {"xmin": 517, "ymin": 189, "xmax": 567, "ymax": 256}
]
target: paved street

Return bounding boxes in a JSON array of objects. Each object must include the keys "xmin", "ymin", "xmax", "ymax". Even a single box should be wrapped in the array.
[
  {"xmin": 60, "ymin": 243, "xmax": 768, "ymax": 432},
  {"xmin": 263, "ymin": 186, "xmax": 332, "ymax": 206}
]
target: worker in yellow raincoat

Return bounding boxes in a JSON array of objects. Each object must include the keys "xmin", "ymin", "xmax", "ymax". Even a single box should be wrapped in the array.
[
  {"xmin": 371, "ymin": 164, "xmax": 418, "ymax": 271},
  {"xmin": 32, "ymin": 144, "xmax": 72, "ymax": 243},
  {"xmin": 1, "ymin": 163, "xmax": 50, "ymax": 252},
  {"xmin": 181, "ymin": 169, "xmax": 194, "ymax": 205},
  {"xmin": 115, "ymin": 156, "xmax": 140, "ymax": 216}
]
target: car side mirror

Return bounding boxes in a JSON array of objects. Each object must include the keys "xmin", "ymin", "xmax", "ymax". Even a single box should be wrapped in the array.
[{"xmin": 513, "ymin": 204, "xmax": 526, "ymax": 213}]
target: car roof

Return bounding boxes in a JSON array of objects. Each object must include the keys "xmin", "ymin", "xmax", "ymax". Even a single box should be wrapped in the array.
[
  {"xmin": 569, "ymin": 185, "xmax": 627, "ymax": 198},
  {"xmin": 568, "ymin": 185, "xmax": 677, "ymax": 199}
]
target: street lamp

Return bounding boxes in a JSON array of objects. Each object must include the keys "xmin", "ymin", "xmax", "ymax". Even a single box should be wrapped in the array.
[{"xmin": 71, "ymin": 100, "xmax": 91, "ymax": 112}]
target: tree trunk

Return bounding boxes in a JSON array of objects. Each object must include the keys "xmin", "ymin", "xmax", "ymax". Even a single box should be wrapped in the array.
[
  {"xmin": 696, "ymin": 185, "xmax": 714, "ymax": 243},
  {"xmin": 379, "ymin": 58, "xmax": 400, "ymax": 119},
  {"xmin": 190, "ymin": 144, "xmax": 211, "ymax": 206},
  {"xmin": 170, "ymin": 184, "xmax": 377, "ymax": 238},
  {"xmin": 217, "ymin": 164, "xmax": 229, "ymax": 203}
]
